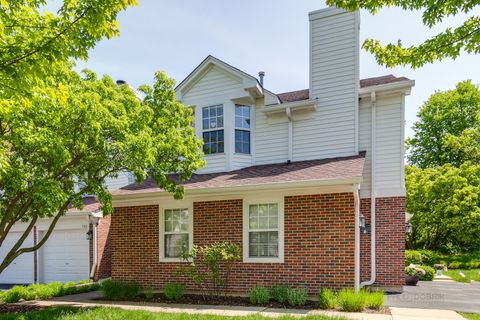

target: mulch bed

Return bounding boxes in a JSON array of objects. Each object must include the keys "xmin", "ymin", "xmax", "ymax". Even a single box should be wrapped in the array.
[{"xmin": 0, "ymin": 303, "xmax": 47, "ymax": 314}]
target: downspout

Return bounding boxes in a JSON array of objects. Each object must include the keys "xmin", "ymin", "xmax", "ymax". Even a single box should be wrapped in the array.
[
  {"xmin": 361, "ymin": 91, "xmax": 376, "ymax": 287},
  {"xmin": 353, "ymin": 183, "xmax": 361, "ymax": 291},
  {"xmin": 89, "ymin": 216, "xmax": 99, "ymax": 280}
]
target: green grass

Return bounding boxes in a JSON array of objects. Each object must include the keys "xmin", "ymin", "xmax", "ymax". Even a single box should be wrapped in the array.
[
  {"xmin": 460, "ymin": 313, "xmax": 480, "ymax": 320},
  {"xmin": 0, "ymin": 306, "xmax": 347, "ymax": 320},
  {"xmin": 1, "ymin": 282, "xmax": 99, "ymax": 303},
  {"xmin": 444, "ymin": 269, "xmax": 480, "ymax": 283}
]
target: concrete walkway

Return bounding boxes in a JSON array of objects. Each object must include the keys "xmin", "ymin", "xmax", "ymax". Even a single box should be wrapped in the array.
[{"xmin": 16, "ymin": 291, "xmax": 465, "ymax": 320}]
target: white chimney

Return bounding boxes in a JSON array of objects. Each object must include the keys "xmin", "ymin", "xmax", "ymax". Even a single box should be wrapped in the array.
[{"xmin": 309, "ymin": 7, "xmax": 360, "ymax": 153}]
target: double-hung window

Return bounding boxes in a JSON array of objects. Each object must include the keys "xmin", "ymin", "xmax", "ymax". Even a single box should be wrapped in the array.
[
  {"xmin": 160, "ymin": 207, "xmax": 193, "ymax": 261},
  {"xmin": 235, "ymin": 105, "xmax": 251, "ymax": 154},
  {"xmin": 243, "ymin": 199, "xmax": 284, "ymax": 263},
  {"xmin": 202, "ymin": 105, "xmax": 224, "ymax": 154}
]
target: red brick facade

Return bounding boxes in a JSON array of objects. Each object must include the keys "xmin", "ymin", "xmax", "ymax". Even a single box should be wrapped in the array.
[
  {"xmin": 95, "ymin": 215, "xmax": 112, "ymax": 280},
  {"xmin": 360, "ymin": 197, "xmax": 405, "ymax": 287},
  {"xmin": 111, "ymin": 193, "xmax": 404, "ymax": 293}
]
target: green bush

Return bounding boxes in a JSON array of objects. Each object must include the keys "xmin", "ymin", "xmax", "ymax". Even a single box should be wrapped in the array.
[
  {"xmin": 270, "ymin": 284, "xmax": 289, "ymax": 304},
  {"xmin": 2, "ymin": 286, "xmax": 26, "ymax": 303},
  {"xmin": 405, "ymin": 250, "xmax": 422, "ymax": 266},
  {"xmin": 318, "ymin": 288, "xmax": 337, "ymax": 310},
  {"xmin": 438, "ymin": 252, "xmax": 480, "ymax": 270},
  {"xmin": 337, "ymin": 289, "xmax": 367, "ymax": 312},
  {"xmin": 144, "ymin": 287, "xmax": 154, "ymax": 300},
  {"xmin": 101, "ymin": 280, "xmax": 140, "ymax": 301},
  {"xmin": 418, "ymin": 265, "xmax": 435, "ymax": 281},
  {"xmin": 163, "ymin": 283, "xmax": 185, "ymax": 301},
  {"xmin": 365, "ymin": 290, "xmax": 384, "ymax": 310},
  {"xmin": 286, "ymin": 287, "xmax": 308, "ymax": 306},
  {"xmin": 405, "ymin": 266, "xmax": 425, "ymax": 278},
  {"xmin": 405, "ymin": 250, "xmax": 439, "ymax": 267},
  {"xmin": 248, "ymin": 286, "xmax": 270, "ymax": 305},
  {"xmin": 418, "ymin": 250, "xmax": 438, "ymax": 266}
]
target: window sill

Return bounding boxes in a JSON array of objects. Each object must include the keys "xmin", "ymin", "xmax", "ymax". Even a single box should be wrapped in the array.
[
  {"xmin": 159, "ymin": 257, "xmax": 184, "ymax": 263},
  {"xmin": 203, "ymin": 153, "xmax": 225, "ymax": 157},
  {"xmin": 234, "ymin": 153, "xmax": 251, "ymax": 156},
  {"xmin": 243, "ymin": 257, "xmax": 284, "ymax": 264}
]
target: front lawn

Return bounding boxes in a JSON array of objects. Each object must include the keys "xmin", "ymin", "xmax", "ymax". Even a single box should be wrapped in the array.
[
  {"xmin": 0, "ymin": 306, "xmax": 347, "ymax": 320},
  {"xmin": 461, "ymin": 313, "xmax": 480, "ymax": 320},
  {"xmin": 444, "ymin": 269, "xmax": 480, "ymax": 283}
]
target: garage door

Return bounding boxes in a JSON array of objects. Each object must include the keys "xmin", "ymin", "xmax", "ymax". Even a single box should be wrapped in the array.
[
  {"xmin": 0, "ymin": 232, "xmax": 34, "ymax": 284},
  {"xmin": 39, "ymin": 229, "xmax": 89, "ymax": 283}
]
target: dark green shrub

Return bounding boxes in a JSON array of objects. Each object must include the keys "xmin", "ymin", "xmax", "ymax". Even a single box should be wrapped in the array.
[
  {"xmin": 338, "ymin": 289, "xmax": 367, "ymax": 312},
  {"xmin": 144, "ymin": 287, "xmax": 154, "ymax": 300},
  {"xmin": 418, "ymin": 250, "xmax": 438, "ymax": 266},
  {"xmin": 405, "ymin": 250, "xmax": 422, "ymax": 266},
  {"xmin": 270, "ymin": 284, "xmax": 289, "ymax": 304},
  {"xmin": 2, "ymin": 286, "xmax": 26, "ymax": 303},
  {"xmin": 286, "ymin": 287, "xmax": 308, "ymax": 306},
  {"xmin": 249, "ymin": 286, "xmax": 270, "ymax": 305},
  {"xmin": 318, "ymin": 288, "xmax": 337, "ymax": 309},
  {"xmin": 163, "ymin": 283, "xmax": 185, "ymax": 301},
  {"xmin": 101, "ymin": 280, "xmax": 140, "ymax": 300},
  {"xmin": 365, "ymin": 290, "xmax": 384, "ymax": 310},
  {"xmin": 418, "ymin": 265, "xmax": 435, "ymax": 281},
  {"xmin": 448, "ymin": 261, "xmax": 462, "ymax": 269}
]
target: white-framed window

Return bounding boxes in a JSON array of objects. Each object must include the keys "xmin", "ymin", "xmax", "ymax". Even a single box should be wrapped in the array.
[
  {"xmin": 202, "ymin": 104, "xmax": 224, "ymax": 154},
  {"xmin": 235, "ymin": 105, "xmax": 251, "ymax": 154},
  {"xmin": 243, "ymin": 197, "xmax": 284, "ymax": 263},
  {"xmin": 159, "ymin": 204, "xmax": 193, "ymax": 262}
]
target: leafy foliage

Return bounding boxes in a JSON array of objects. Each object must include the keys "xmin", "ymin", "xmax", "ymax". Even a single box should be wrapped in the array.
[
  {"xmin": 365, "ymin": 290, "xmax": 384, "ymax": 310},
  {"xmin": 100, "ymin": 280, "xmax": 140, "ymax": 301},
  {"xmin": 270, "ymin": 284, "xmax": 290, "ymax": 304},
  {"xmin": 178, "ymin": 242, "xmax": 240, "ymax": 298},
  {"xmin": 163, "ymin": 283, "xmax": 185, "ymax": 301},
  {"xmin": 438, "ymin": 252, "xmax": 480, "ymax": 269},
  {"xmin": 248, "ymin": 286, "xmax": 270, "ymax": 305},
  {"xmin": 405, "ymin": 250, "xmax": 438, "ymax": 266},
  {"xmin": 405, "ymin": 265, "xmax": 426, "ymax": 278},
  {"xmin": 327, "ymin": 0, "xmax": 480, "ymax": 68},
  {"xmin": 418, "ymin": 265, "xmax": 435, "ymax": 281},
  {"xmin": 286, "ymin": 287, "xmax": 308, "ymax": 306},
  {"xmin": 318, "ymin": 288, "xmax": 337, "ymax": 310},
  {"xmin": 337, "ymin": 289, "xmax": 367, "ymax": 312},
  {"xmin": 444, "ymin": 269, "xmax": 480, "ymax": 283},
  {"xmin": 407, "ymin": 81, "xmax": 480, "ymax": 168}
]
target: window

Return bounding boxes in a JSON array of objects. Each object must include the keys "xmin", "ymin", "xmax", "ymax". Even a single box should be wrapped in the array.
[
  {"xmin": 235, "ymin": 105, "xmax": 251, "ymax": 154},
  {"xmin": 160, "ymin": 207, "xmax": 192, "ymax": 261},
  {"xmin": 202, "ymin": 105, "xmax": 224, "ymax": 154},
  {"xmin": 243, "ymin": 199, "xmax": 284, "ymax": 263}
]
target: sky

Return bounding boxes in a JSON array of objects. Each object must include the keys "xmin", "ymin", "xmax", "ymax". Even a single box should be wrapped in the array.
[{"xmin": 76, "ymin": 0, "xmax": 480, "ymax": 139}]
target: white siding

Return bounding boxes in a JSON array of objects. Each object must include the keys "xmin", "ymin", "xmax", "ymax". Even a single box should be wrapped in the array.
[
  {"xmin": 232, "ymin": 154, "xmax": 252, "ymax": 170},
  {"xmin": 198, "ymin": 154, "xmax": 227, "ymax": 173},
  {"xmin": 105, "ymin": 171, "xmax": 132, "ymax": 191},
  {"xmin": 359, "ymin": 95, "xmax": 405, "ymax": 198},
  {"xmin": 303, "ymin": 8, "xmax": 359, "ymax": 161}
]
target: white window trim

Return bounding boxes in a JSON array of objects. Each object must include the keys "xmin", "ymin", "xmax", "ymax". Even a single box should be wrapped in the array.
[
  {"xmin": 202, "ymin": 104, "xmax": 225, "ymax": 155},
  {"xmin": 159, "ymin": 201, "xmax": 194, "ymax": 262},
  {"xmin": 242, "ymin": 196, "xmax": 284, "ymax": 263},
  {"xmin": 234, "ymin": 104, "xmax": 251, "ymax": 155}
]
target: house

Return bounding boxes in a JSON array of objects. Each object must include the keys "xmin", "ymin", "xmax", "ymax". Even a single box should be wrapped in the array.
[
  {"xmin": 110, "ymin": 7, "xmax": 414, "ymax": 293},
  {"xmin": 0, "ymin": 172, "xmax": 132, "ymax": 285}
]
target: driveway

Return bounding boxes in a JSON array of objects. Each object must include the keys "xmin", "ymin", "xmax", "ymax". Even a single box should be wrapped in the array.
[{"xmin": 386, "ymin": 281, "xmax": 480, "ymax": 313}]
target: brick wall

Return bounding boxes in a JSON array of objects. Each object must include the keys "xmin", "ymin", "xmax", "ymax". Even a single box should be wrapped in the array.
[
  {"xmin": 111, "ymin": 193, "xmax": 356, "ymax": 293},
  {"xmin": 95, "ymin": 215, "xmax": 112, "ymax": 280},
  {"xmin": 360, "ymin": 197, "xmax": 405, "ymax": 287}
]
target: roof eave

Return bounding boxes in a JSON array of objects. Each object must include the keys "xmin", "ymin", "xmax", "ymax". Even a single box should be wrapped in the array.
[{"xmin": 359, "ymin": 79, "xmax": 415, "ymax": 98}]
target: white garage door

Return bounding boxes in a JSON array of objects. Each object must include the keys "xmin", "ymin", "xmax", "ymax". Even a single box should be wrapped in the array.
[
  {"xmin": 0, "ymin": 232, "xmax": 34, "ymax": 284},
  {"xmin": 39, "ymin": 229, "xmax": 89, "ymax": 283}
]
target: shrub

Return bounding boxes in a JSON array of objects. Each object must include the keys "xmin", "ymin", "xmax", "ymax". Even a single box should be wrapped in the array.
[
  {"xmin": 418, "ymin": 265, "xmax": 435, "ymax": 281},
  {"xmin": 318, "ymin": 288, "xmax": 337, "ymax": 310},
  {"xmin": 337, "ymin": 289, "xmax": 366, "ymax": 312},
  {"xmin": 144, "ymin": 287, "xmax": 154, "ymax": 300},
  {"xmin": 286, "ymin": 287, "xmax": 308, "ymax": 306},
  {"xmin": 405, "ymin": 265, "xmax": 425, "ymax": 278},
  {"xmin": 163, "ymin": 283, "xmax": 185, "ymax": 301},
  {"xmin": 405, "ymin": 250, "xmax": 422, "ymax": 266},
  {"xmin": 101, "ymin": 280, "xmax": 140, "ymax": 300},
  {"xmin": 2, "ymin": 286, "xmax": 26, "ymax": 303},
  {"xmin": 249, "ymin": 286, "xmax": 270, "ymax": 305},
  {"xmin": 418, "ymin": 250, "xmax": 438, "ymax": 266},
  {"xmin": 270, "ymin": 284, "xmax": 289, "ymax": 304},
  {"xmin": 366, "ymin": 290, "xmax": 384, "ymax": 310}
]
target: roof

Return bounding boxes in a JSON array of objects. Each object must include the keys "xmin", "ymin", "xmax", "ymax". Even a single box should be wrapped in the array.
[
  {"xmin": 276, "ymin": 75, "xmax": 411, "ymax": 103},
  {"xmin": 113, "ymin": 152, "xmax": 366, "ymax": 196},
  {"xmin": 68, "ymin": 197, "xmax": 101, "ymax": 213}
]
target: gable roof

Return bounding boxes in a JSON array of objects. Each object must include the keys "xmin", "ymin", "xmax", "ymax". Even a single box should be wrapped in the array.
[{"xmin": 112, "ymin": 152, "xmax": 366, "ymax": 197}]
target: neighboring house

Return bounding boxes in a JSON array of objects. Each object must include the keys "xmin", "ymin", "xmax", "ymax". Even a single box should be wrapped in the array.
[
  {"xmin": 110, "ymin": 7, "xmax": 414, "ymax": 293},
  {"xmin": 0, "ymin": 172, "xmax": 132, "ymax": 285}
]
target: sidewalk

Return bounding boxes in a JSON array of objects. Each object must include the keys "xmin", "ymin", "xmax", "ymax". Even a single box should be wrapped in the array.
[{"xmin": 18, "ymin": 291, "xmax": 465, "ymax": 320}]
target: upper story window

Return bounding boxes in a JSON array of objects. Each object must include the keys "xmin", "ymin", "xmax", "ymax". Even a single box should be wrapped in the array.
[
  {"xmin": 202, "ymin": 105, "xmax": 224, "ymax": 155},
  {"xmin": 235, "ymin": 105, "xmax": 251, "ymax": 154}
]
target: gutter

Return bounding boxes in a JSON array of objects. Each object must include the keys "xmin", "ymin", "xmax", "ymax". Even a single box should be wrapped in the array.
[{"xmin": 361, "ymin": 91, "xmax": 377, "ymax": 288}]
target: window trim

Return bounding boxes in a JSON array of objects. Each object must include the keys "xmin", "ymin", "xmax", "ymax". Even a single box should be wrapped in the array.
[
  {"xmin": 159, "ymin": 201, "xmax": 194, "ymax": 262},
  {"xmin": 242, "ymin": 196, "xmax": 284, "ymax": 263},
  {"xmin": 234, "ymin": 104, "xmax": 251, "ymax": 154},
  {"xmin": 202, "ymin": 104, "xmax": 225, "ymax": 155}
]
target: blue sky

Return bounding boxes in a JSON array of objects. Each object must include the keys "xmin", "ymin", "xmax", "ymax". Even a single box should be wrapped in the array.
[{"xmin": 76, "ymin": 0, "xmax": 479, "ymax": 139}]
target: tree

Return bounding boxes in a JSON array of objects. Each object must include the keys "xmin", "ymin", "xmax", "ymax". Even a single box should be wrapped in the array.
[
  {"xmin": 0, "ymin": 69, "xmax": 204, "ymax": 273},
  {"xmin": 327, "ymin": 0, "xmax": 480, "ymax": 68},
  {"xmin": 407, "ymin": 80, "xmax": 480, "ymax": 168},
  {"xmin": 405, "ymin": 164, "xmax": 480, "ymax": 252}
]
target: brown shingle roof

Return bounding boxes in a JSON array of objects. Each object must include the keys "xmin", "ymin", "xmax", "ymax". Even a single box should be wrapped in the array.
[
  {"xmin": 276, "ymin": 75, "xmax": 410, "ymax": 103},
  {"xmin": 113, "ymin": 153, "xmax": 366, "ymax": 196},
  {"xmin": 68, "ymin": 197, "xmax": 101, "ymax": 213}
]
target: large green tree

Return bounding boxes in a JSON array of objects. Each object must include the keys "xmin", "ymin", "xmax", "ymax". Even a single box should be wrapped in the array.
[
  {"xmin": 327, "ymin": 0, "xmax": 480, "ymax": 68},
  {"xmin": 407, "ymin": 80, "xmax": 480, "ymax": 168},
  {"xmin": 0, "ymin": 1, "xmax": 204, "ymax": 273},
  {"xmin": 406, "ymin": 164, "xmax": 480, "ymax": 251}
]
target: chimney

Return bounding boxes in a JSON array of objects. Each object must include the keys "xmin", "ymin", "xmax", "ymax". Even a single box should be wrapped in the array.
[
  {"xmin": 258, "ymin": 71, "xmax": 265, "ymax": 87},
  {"xmin": 116, "ymin": 79, "xmax": 127, "ymax": 86}
]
